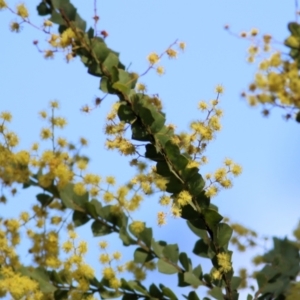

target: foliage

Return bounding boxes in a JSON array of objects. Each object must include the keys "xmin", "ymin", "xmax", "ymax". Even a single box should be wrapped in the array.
[{"xmin": 0, "ymin": 1, "xmax": 299, "ymax": 300}]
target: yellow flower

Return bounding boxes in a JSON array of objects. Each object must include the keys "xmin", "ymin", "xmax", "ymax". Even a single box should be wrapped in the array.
[
  {"xmin": 112, "ymin": 251, "xmax": 122, "ymax": 260},
  {"xmin": 231, "ymin": 164, "xmax": 242, "ymax": 176},
  {"xmin": 0, "ymin": 111, "xmax": 12, "ymax": 122},
  {"xmin": 43, "ymin": 19, "xmax": 52, "ymax": 27},
  {"xmin": 102, "ymin": 267, "xmax": 115, "ymax": 279},
  {"xmin": 103, "ymin": 191, "xmax": 114, "ymax": 203},
  {"xmin": 99, "ymin": 254, "xmax": 110, "ymax": 264},
  {"xmin": 73, "ymin": 182, "xmax": 86, "ymax": 196},
  {"xmin": 205, "ymin": 185, "xmax": 218, "ymax": 198},
  {"xmin": 40, "ymin": 128, "xmax": 52, "ymax": 140},
  {"xmin": 136, "ymin": 83, "xmax": 147, "ymax": 92},
  {"xmin": 147, "ymin": 52, "xmax": 160, "ymax": 65},
  {"xmin": 217, "ymin": 252, "xmax": 232, "ymax": 273},
  {"xmin": 177, "ymin": 190, "xmax": 192, "ymax": 206},
  {"xmin": 178, "ymin": 41, "xmax": 186, "ymax": 51},
  {"xmin": 156, "ymin": 66, "xmax": 165, "ymax": 75},
  {"xmin": 214, "ymin": 167, "xmax": 227, "ymax": 181},
  {"xmin": 16, "ymin": 3, "xmax": 29, "ymax": 18},
  {"xmin": 130, "ymin": 221, "xmax": 145, "ymax": 234},
  {"xmin": 171, "ymin": 204, "xmax": 182, "ymax": 217},
  {"xmin": 99, "ymin": 240, "xmax": 108, "ymax": 249},
  {"xmin": 76, "ymin": 159, "xmax": 88, "ymax": 170},
  {"xmin": 78, "ymin": 241, "xmax": 88, "ymax": 254},
  {"xmin": 166, "ymin": 48, "xmax": 177, "ymax": 58},
  {"xmin": 215, "ymin": 84, "xmax": 224, "ymax": 94},
  {"xmin": 198, "ymin": 101, "xmax": 208, "ymax": 110},
  {"xmin": 157, "ymin": 211, "xmax": 167, "ymax": 226},
  {"xmin": 109, "ymin": 277, "xmax": 121, "ymax": 289},
  {"xmin": 10, "ymin": 22, "xmax": 20, "ymax": 32},
  {"xmin": 159, "ymin": 195, "xmax": 171, "ymax": 206},
  {"xmin": 250, "ymin": 28, "xmax": 259, "ymax": 36},
  {"xmin": 50, "ymin": 100, "xmax": 59, "ymax": 108},
  {"xmin": 0, "ymin": 0, "xmax": 7, "ymax": 9},
  {"xmin": 44, "ymin": 50, "xmax": 54, "ymax": 58},
  {"xmin": 106, "ymin": 176, "xmax": 116, "ymax": 185}
]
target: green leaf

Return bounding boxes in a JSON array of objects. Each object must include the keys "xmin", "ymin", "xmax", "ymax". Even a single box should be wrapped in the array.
[
  {"xmin": 88, "ymin": 61, "xmax": 103, "ymax": 77},
  {"xmin": 256, "ymin": 272, "xmax": 267, "ymax": 289},
  {"xmin": 179, "ymin": 252, "xmax": 191, "ymax": 271},
  {"xmin": 187, "ymin": 173, "xmax": 205, "ymax": 197},
  {"xmin": 216, "ymin": 223, "xmax": 233, "ymax": 248},
  {"xmin": 85, "ymin": 200, "xmax": 101, "ymax": 218},
  {"xmin": 36, "ymin": 193, "xmax": 52, "ymax": 206},
  {"xmin": 149, "ymin": 283, "xmax": 163, "ymax": 297},
  {"xmin": 193, "ymin": 239, "xmax": 210, "ymax": 258},
  {"xmin": 204, "ymin": 208, "xmax": 223, "ymax": 229},
  {"xmin": 134, "ymin": 248, "xmax": 154, "ymax": 264},
  {"xmin": 231, "ymin": 276, "xmax": 242, "ymax": 290},
  {"xmin": 49, "ymin": 270, "xmax": 64, "ymax": 285},
  {"xmin": 163, "ymin": 244, "xmax": 179, "ymax": 264},
  {"xmin": 184, "ymin": 272, "xmax": 202, "ymax": 287},
  {"xmin": 118, "ymin": 103, "xmax": 136, "ymax": 123},
  {"xmin": 160, "ymin": 285, "xmax": 178, "ymax": 300},
  {"xmin": 152, "ymin": 240, "xmax": 166, "ymax": 257},
  {"xmin": 74, "ymin": 13, "xmax": 86, "ymax": 31},
  {"xmin": 120, "ymin": 278, "xmax": 135, "ymax": 292},
  {"xmin": 72, "ymin": 211, "xmax": 90, "ymax": 227},
  {"xmin": 185, "ymin": 291, "xmax": 201, "ymax": 300},
  {"xmin": 112, "ymin": 81, "xmax": 131, "ymax": 95},
  {"xmin": 145, "ymin": 143, "xmax": 164, "ymax": 162},
  {"xmin": 131, "ymin": 119, "xmax": 152, "ymax": 141},
  {"xmin": 156, "ymin": 160, "xmax": 172, "ymax": 177},
  {"xmin": 164, "ymin": 141, "xmax": 188, "ymax": 169},
  {"xmin": 119, "ymin": 227, "xmax": 135, "ymax": 246},
  {"xmin": 178, "ymin": 273, "xmax": 190, "ymax": 287},
  {"xmin": 52, "ymin": 0, "xmax": 77, "ymax": 21},
  {"xmin": 92, "ymin": 38, "xmax": 110, "ymax": 62},
  {"xmin": 37, "ymin": 2, "xmax": 51, "ymax": 16},
  {"xmin": 59, "ymin": 183, "xmax": 88, "ymax": 210},
  {"xmin": 187, "ymin": 220, "xmax": 209, "ymax": 241},
  {"xmin": 193, "ymin": 264, "xmax": 202, "ymax": 279},
  {"xmin": 100, "ymin": 76, "xmax": 115, "ymax": 93},
  {"xmin": 247, "ymin": 295, "xmax": 253, "ymax": 300},
  {"xmin": 19, "ymin": 266, "xmax": 56, "ymax": 293},
  {"xmin": 181, "ymin": 204, "xmax": 200, "ymax": 220},
  {"xmin": 103, "ymin": 53, "xmax": 119, "ymax": 75},
  {"xmin": 117, "ymin": 69, "xmax": 136, "ymax": 88},
  {"xmin": 296, "ymin": 111, "xmax": 300, "ymax": 123},
  {"xmin": 155, "ymin": 126, "xmax": 175, "ymax": 147},
  {"xmin": 99, "ymin": 287, "xmax": 123, "ymax": 299},
  {"xmin": 127, "ymin": 280, "xmax": 148, "ymax": 295},
  {"xmin": 54, "ymin": 290, "xmax": 68, "ymax": 300},
  {"xmin": 157, "ymin": 258, "xmax": 178, "ymax": 274},
  {"xmin": 49, "ymin": 9, "xmax": 65, "ymax": 25},
  {"xmin": 288, "ymin": 22, "xmax": 300, "ymax": 36},
  {"xmin": 91, "ymin": 220, "xmax": 113, "ymax": 236},
  {"xmin": 165, "ymin": 176, "xmax": 184, "ymax": 193},
  {"xmin": 209, "ymin": 287, "xmax": 223, "ymax": 300},
  {"xmin": 139, "ymin": 227, "xmax": 153, "ymax": 248},
  {"xmin": 86, "ymin": 27, "xmax": 94, "ymax": 39}
]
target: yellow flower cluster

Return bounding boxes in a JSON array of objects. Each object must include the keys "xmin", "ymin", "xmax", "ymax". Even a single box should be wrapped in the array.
[
  {"xmin": 145, "ymin": 41, "xmax": 185, "ymax": 76},
  {"xmin": 205, "ymin": 158, "xmax": 242, "ymax": 198},
  {"xmin": 97, "ymin": 241, "xmax": 122, "ymax": 289},
  {"xmin": 126, "ymin": 260, "xmax": 155, "ymax": 281},
  {"xmin": 243, "ymin": 32, "xmax": 300, "ymax": 117}
]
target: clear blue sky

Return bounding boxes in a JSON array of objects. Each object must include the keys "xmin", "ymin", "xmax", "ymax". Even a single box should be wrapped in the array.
[{"xmin": 0, "ymin": 0, "xmax": 299, "ymax": 299}]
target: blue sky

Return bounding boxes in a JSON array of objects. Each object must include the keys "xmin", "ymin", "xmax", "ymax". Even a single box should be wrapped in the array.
[{"xmin": 0, "ymin": 0, "xmax": 299, "ymax": 299}]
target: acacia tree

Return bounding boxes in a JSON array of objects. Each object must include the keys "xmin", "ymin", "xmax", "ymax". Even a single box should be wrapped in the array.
[{"xmin": 0, "ymin": 1, "xmax": 299, "ymax": 300}]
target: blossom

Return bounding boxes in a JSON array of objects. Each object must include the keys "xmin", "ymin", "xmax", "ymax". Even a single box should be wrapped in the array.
[
  {"xmin": 147, "ymin": 52, "xmax": 159, "ymax": 65},
  {"xmin": 16, "ymin": 4, "xmax": 29, "ymax": 18}
]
